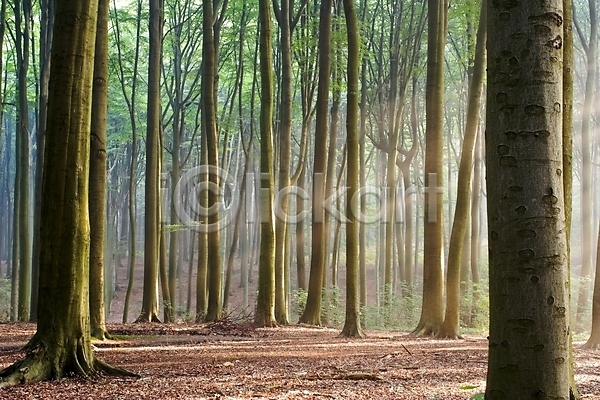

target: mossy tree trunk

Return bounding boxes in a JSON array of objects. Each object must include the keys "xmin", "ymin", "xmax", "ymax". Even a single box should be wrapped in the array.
[
  {"xmin": 485, "ymin": 0, "xmax": 577, "ymax": 396},
  {"xmin": 254, "ymin": 0, "xmax": 277, "ymax": 327},
  {"xmin": 412, "ymin": 0, "xmax": 447, "ymax": 337},
  {"xmin": 30, "ymin": 0, "xmax": 52, "ymax": 322},
  {"xmin": 89, "ymin": 0, "xmax": 111, "ymax": 340},
  {"xmin": 340, "ymin": 0, "xmax": 364, "ymax": 339},
  {"xmin": 15, "ymin": 0, "xmax": 31, "ymax": 322},
  {"xmin": 0, "ymin": 0, "xmax": 135, "ymax": 387},
  {"xmin": 202, "ymin": 0, "xmax": 222, "ymax": 323},
  {"xmin": 137, "ymin": 0, "xmax": 163, "ymax": 323},
  {"xmin": 436, "ymin": 0, "xmax": 486, "ymax": 339},
  {"xmin": 298, "ymin": 0, "xmax": 332, "ymax": 327}
]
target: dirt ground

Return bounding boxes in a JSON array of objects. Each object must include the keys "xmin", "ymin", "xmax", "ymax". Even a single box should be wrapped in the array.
[{"xmin": 0, "ymin": 322, "xmax": 599, "ymax": 399}]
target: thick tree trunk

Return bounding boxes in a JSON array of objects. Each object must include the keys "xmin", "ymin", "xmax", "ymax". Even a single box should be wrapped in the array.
[
  {"xmin": 0, "ymin": 0, "xmax": 135, "ymax": 386},
  {"xmin": 485, "ymin": 0, "xmax": 577, "ymax": 396}
]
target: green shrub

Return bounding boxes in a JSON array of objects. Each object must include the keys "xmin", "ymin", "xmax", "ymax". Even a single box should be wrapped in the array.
[{"xmin": 0, "ymin": 276, "xmax": 10, "ymax": 322}]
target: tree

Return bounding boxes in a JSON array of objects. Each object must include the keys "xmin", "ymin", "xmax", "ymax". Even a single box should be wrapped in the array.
[
  {"xmin": 30, "ymin": 0, "xmax": 54, "ymax": 322},
  {"xmin": 0, "ymin": 0, "xmax": 135, "ymax": 386},
  {"xmin": 298, "ymin": 0, "xmax": 332, "ymax": 326},
  {"xmin": 137, "ymin": 0, "xmax": 163, "ymax": 323},
  {"xmin": 574, "ymin": 0, "xmax": 597, "ymax": 329},
  {"xmin": 339, "ymin": 0, "xmax": 364, "ymax": 339},
  {"xmin": 89, "ymin": 0, "xmax": 111, "ymax": 340},
  {"xmin": 15, "ymin": 0, "xmax": 32, "ymax": 322},
  {"xmin": 202, "ymin": 0, "xmax": 223, "ymax": 322},
  {"xmin": 485, "ymin": 0, "xmax": 577, "ymax": 397},
  {"xmin": 412, "ymin": 0, "xmax": 447, "ymax": 336},
  {"xmin": 436, "ymin": 0, "xmax": 487, "ymax": 339},
  {"xmin": 254, "ymin": 0, "xmax": 277, "ymax": 327}
]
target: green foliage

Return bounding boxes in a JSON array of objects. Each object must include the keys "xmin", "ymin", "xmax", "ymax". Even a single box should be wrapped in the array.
[
  {"xmin": 469, "ymin": 393, "xmax": 485, "ymax": 400},
  {"xmin": 292, "ymin": 287, "xmax": 345, "ymax": 326},
  {"xmin": 460, "ymin": 281, "xmax": 490, "ymax": 333},
  {"xmin": 361, "ymin": 284, "xmax": 422, "ymax": 331},
  {"xmin": 0, "ymin": 275, "xmax": 10, "ymax": 322},
  {"xmin": 292, "ymin": 288, "xmax": 308, "ymax": 319}
]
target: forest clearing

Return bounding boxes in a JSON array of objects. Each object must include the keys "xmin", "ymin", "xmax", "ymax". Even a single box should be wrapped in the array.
[{"xmin": 0, "ymin": 323, "xmax": 597, "ymax": 400}]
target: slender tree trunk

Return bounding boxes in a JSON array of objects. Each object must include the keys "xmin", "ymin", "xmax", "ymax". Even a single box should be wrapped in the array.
[
  {"xmin": 575, "ymin": 0, "xmax": 597, "ymax": 329},
  {"xmin": 340, "ymin": 0, "xmax": 364, "ymax": 338},
  {"xmin": 298, "ymin": 0, "xmax": 332, "ymax": 326},
  {"xmin": 202, "ymin": 0, "xmax": 222, "ymax": 322},
  {"xmin": 89, "ymin": 0, "xmax": 111, "ymax": 340},
  {"xmin": 30, "ymin": 0, "xmax": 52, "ymax": 322},
  {"xmin": 15, "ymin": 0, "xmax": 32, "ymax": 322},
  {"xmin": 412, "ymin": 0, "xmax": 447, "ymax": 336},
  {"xmin": 137, "ymin": 0, "xmax": 163, "ymax": 323},
  {"xmin": 437, "ymin": 0, "xmax": 486, "ymax": 339},
  {"xmin": 254, "ymin": 0, "xmax": 277, "ymax": 327}
]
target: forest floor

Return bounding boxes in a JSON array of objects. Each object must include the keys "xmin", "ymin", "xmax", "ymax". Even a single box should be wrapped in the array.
[{"xmin": 0, "ymin": 322, "xmax": 599, "ymax": 399}]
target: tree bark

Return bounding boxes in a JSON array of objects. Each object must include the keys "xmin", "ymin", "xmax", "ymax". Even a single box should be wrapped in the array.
[
  {"xmin": 0, "ymin": 0, "xmax": 136, "ymax": 386},
  {"xmin": 340, "ymin": 0, "xmax": 364, "ymax": 339},
  {"xmin": 485, "ymin": 0, "xmax": 577, "ymax": 396},
  {"xmin": 89, "ymin": 0, "xmax": 111, "ymax": 340},
  {"xmin": 436, "ymin": 0, "xmax": 486, "ymax": 339},
  {"xmin": 412, "ymin": 0, "xmax": 447, "ymax": 337},
  {"xmin": 137, "ymin": 0, "xmax": 163, "ymax": 323},
  {"xmin": 254, "ymin": 0, "xmax": 277, "ymax": 327},
  {"xmin": 298, "ymin": 0, "xmax": 332, "ymax": 326},
  {"xmin": 202, "ymin": 0, "xmax": 222, "ymax": 322}
]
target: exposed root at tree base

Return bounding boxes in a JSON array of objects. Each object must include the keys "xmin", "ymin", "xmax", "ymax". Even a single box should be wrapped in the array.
[
  {"xmin": 411, "ymin": 323, "xmax": 440, "ymax": 337},
  {"xmin": 0, "ymin": 341, "xmax": 139, "ymax": 389},
  {"xmin": 435, "ymin": 329, "xmax": 463, "ymax": 340},
  {"xmin": 581, "ymin": 340, "xmax": 600, "ymax": 350},
  {"xmin": 91, "ymin": 329, "xmax": 114, "ymax": 341}
]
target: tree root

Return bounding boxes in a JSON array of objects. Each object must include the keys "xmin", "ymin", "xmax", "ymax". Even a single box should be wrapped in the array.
[
  {"xmin": 411, "ymin": 322, "xmax": 440, "ymax": 337},
  {"xmin": 435, "ymin": 327, "xmax": 463, "ymax": 340},
  {"xmin": 134, "ymin": 312, "xmax": 162, "ymax": 323},
  {"xmin": 581, "ymin": 340, "xmax": 600, "ymax": 350},
  {"xmin": 0, "ymin": 340, "xmax": 139, "ymax": 389},
  {"xmin": 91, "ymin": 328, "xmax": 114, "ymax": 341}
]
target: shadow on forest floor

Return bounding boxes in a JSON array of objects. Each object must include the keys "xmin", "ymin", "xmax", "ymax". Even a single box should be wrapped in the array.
[{"xmin": 0, "ymin": 323, "xmax": 599, "ymax": 399}]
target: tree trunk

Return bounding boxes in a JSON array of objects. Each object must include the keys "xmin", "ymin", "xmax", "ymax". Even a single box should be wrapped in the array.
[
  {"xmin": 89, "ymin": 0, "xmax": 111, "ymax": 340},
  {"xmin": 412, "ymin": 0, "xmax": 447, "ymax": 337},
  {"xmin": 485, "ymin": 0, "xmax": 576, "ymax": 396},
  {"xmin": 575, "ymin": 0, "xmax": 597, "ymax": 329},
  {"xmin": 30, "ymin": 0, "xmax": 52, "ymax": 322},
  {"xmin": 202, "ymin": 0, "xmax": 222, "ymax": 322},
  {"xmin": 298, "ymin": 0, "xmax": 332, "ymax": 326},
  {"xmin": 0, "ymin": 0, "xmax": 136, "ymax": 386},
  {"xmin": 15, "ymin": 0, "xmax": 31, "ymax": 322},
  {"xmin": 340, "ymin": 0, "xmax": 364, "ymax": 338},
  {"xmin": 436, "ymin": 0, "xmax": 486, "ymax": 339},
  {"xmin": 254, "ymin": 0, "xmax": 277, "ymax": 327},
  {"xmin": 137, "ymin": 0, "xmax": 163, "ymax": 323}
]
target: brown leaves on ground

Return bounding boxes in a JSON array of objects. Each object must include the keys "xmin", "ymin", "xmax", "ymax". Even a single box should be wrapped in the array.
[{"xmin": 0, "ymin": 323, "xmax": 599, "ymax": 399}]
